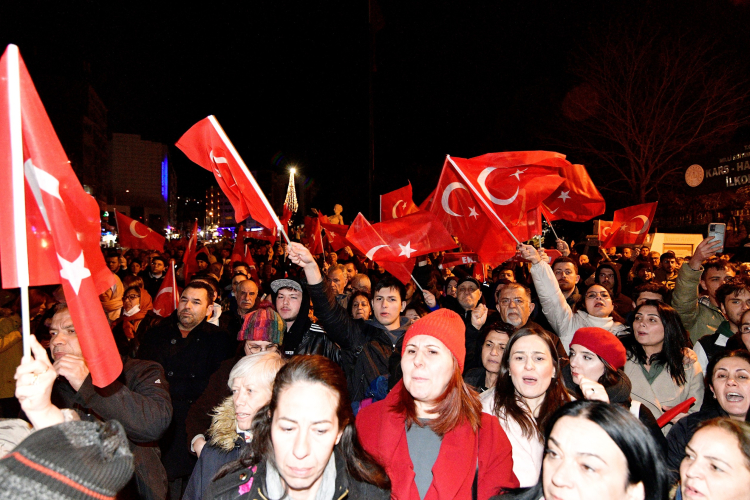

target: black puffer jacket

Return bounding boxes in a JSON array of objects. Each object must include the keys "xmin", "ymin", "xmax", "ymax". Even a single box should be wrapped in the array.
[{"xmin": 204, "ymin": 448, "xmax": 390, "ymax": 500}]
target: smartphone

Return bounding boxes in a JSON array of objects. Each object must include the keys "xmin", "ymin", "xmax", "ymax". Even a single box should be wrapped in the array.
[{"xmin": 707, "ymin": 223, "xmax": 726, "ymax": 253}]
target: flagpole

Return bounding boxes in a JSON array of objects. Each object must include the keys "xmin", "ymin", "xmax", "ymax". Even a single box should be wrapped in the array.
[
  {"xmin": 7, "ymin": 45, "xmax": 31, "ymax": 359},
  {"xmin": 207, "ymin": 116, "xmax": 291, "ymax": 246},
  {"xmin": 446, "ymin": 155, "xmax": 521, "ymax": 246},
  {"xmin": 541, "ymin": 211, "xmax": 560, "ymax": 240},
  {"xmin": 410, "ymin": 274, "xmax": 424, "ymax": 293},
  {"xmin": 170, "ymin": 259, "xmax": 178, "ymax": 311}
]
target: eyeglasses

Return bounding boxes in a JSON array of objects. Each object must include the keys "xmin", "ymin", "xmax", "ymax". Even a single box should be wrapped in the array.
[
  {"xmin": 499, "ymin": 297, "xmax": 527, "ymax": 306},
  {"xmin": 124, "ymin": 295, "xmax": 140, "ymax": 301},
  {"xmin": 246, "ymin": 343, "xmax": 280, "ymax": 354}
]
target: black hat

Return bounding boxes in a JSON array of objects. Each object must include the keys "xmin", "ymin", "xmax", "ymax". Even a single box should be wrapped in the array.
[
  {"xmin": 457, "ymin": 276, "xmax": 481, "ymax": 289},
  {"xmin": 0, "ymin": 420, "xmax": 134, "ymax": 499}
]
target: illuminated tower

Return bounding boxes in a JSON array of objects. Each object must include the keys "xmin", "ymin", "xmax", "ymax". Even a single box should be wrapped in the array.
[{"xmin": 284, "ymin": 168, "xmax": 298, "ymax": 213}]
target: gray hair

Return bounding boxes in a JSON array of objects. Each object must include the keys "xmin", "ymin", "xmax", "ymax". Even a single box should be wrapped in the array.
[{"xmin": 227, "ymin": 351, "xmax": 285, "ymax": 390}]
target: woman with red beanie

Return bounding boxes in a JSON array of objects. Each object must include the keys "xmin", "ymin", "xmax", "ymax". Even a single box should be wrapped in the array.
[
  {"xmin": 355, "ymin": 308, "xmax": 519, "ymax": 500},
  {"xmin": 563, "ymin": 326, "xmax": 666, "ymax": 452}
]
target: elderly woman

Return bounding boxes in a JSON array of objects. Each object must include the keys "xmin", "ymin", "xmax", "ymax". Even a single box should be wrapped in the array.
[
  {"xmin": 184, "ymin": 351, "xmax": 285, "ymax": 500},
  {"xmin": 355, "ymin": 309, "xmax": 519, "ymax": 499},
  {"xmin": 678, "ymin": 418, "xmax": 750, "ymax": 500},
  {"xmin": 207, "ymin": 355, "xmax": 390, "ymax": 499},
  {"xmin": 519, "ymin": 244, "xmax": 627, "ymax": 351}
]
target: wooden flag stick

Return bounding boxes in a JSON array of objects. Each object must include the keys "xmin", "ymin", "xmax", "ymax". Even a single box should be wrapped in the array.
[
  {"xmin": 411, "ymin": 274, "xmax": 424, "ymax": 292},
  {"xmin": 542, "ymin": 212, "xmax": 560, "ymax": 240}
]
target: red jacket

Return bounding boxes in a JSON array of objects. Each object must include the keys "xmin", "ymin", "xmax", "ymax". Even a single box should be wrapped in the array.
[{"xmin": 356, "ymin": 381, "xmax": 519, "ymax": 500}]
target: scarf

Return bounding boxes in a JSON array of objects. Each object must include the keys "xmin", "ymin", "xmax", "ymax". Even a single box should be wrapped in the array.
[
  {"xmin": 265, "ymin": 453, "xmax": 336, "ymax": 500},
  {"xmin": 121, "ymin": 289, "xmax": 153, "ymax": 339}
]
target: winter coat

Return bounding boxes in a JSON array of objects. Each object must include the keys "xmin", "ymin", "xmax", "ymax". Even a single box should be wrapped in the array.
[
  {"xmin": 623, "ymin": 348, "xmax": 705, "ymax": 436},
  {"xmin": 307, "ymin": 280, "xmax": 408, "ymax": 403},
  {"xmin": 671, "ymin": 263, "xmax": 726, "ymax": 345},
  {"xmin": 356, "ymin": 380, "xmax": 519, "ymax": 500},
  {"xmin": 52, "ymin": 356, "xmax": 173, "ymax": 500},
  {"xmin": 530, "ymin": 260, "xmax": 628, "ymax": 351},
  {"xmin": 479, "ymin": 388, "xmax": 544, "ymax": 488},
  {"xmin": 184, "ymin": 397, "xmax": 246, "ymax": 500},
  {"xmin": 204, "ymin": 448, "xmax": 390, "ymax": 500},
  {"xmin": 665, "ymin": 404, "xmax": 726, "ymax": 484},
  {"xmin": 138, "ymin": 312, "xmax": 234, "ymax": 480}
]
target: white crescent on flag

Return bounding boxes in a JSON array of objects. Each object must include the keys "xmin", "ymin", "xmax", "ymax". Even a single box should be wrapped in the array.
[
  {"xmin": 366, "ymin": 244, "xmax": 390, "ymax": 260},
  {"xmin": 129, "ymin": 221, "xmax": 150, "ymax": 238},
  {"xmin": 441, "ymin": 182, "xmax": 469, "ymax": 217},
  {"xmin": 477, "ymin": 167, "xmax": 519, "ymax": 206},
  {"xmin": 628, "ymin": 215, "xmax": 650, "ymax": 235},
  {"xmin": 391, "ymin": 200, "xmax": 406, "ymax": 219}
]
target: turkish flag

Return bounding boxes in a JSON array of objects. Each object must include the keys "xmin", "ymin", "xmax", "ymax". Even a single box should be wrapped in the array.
[
  {"xmin": 472, "ymin": 263, "xmax": 486, "ymax": 282},
  {"xmin": 380, "ymin": 182, "xmax": 419, "ymax": 221},
  {"xmin": 280, "ymin": 204, "xmax": 293, "ymax": 233},
  {"xmin": 115, "ymin": 211, "xmax": 166, "ymax": 251},
  {"xmin": 602, "ymin": 202, "xmax": 658, "ymax": 247},
  {"xmin": 176, "ymin": 116, "xmax": 280, "ymax": 231},
  {"xmin": 153, "ymin": 259, "xmax": 179, "ymax": 317},
  {"xmin": 597, "ymin": 220, "xmax": 614, "ymax": 242},
  {"xmin": 231, "ymin": 227, "xmax": 260, "ymax": 284},
  {"xmin": 345, "ymin": 213, "xmax": 416, "ymax": 284},
  {"xmin": 318, "ymin": 214, "xmax": 350, "ymax": 251},
  {"xmin": 458, "ymin": 152, "xmax": 566, "ymax": 225},
  {"xmin": 304, "ymin": 216, "xmax": 324, "ymax": 255},
  {"xmin": 183, "ymin": 220, "xmax": 199, "ymax": 281},
  {"xmin": 439, "ymin": 252, "xmax": 480, "ymax": 269},
  {"xmin": 429, "ymin": 158, "xmax": 542, "ymax": 266},
  {"xmin": 542, "ymin": 163, "xmax": 605, "ymax": 222},
  {"xmin": 0, "ymin": 46, "xmax": 120, "ymax": 386}
]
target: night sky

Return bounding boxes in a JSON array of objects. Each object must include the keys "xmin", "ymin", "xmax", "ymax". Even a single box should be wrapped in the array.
[{"xmin": 2, "ymin": 1, "xmax": 750, "ymax": 229}]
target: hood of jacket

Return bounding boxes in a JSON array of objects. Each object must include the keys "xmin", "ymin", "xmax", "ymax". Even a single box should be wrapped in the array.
[
  {"xmin": 208, "ymin": 396, "xmax": 242, "ymax": 452},
  {"xmin": 594, "ymin": 262, "xmax": 623, "ymax": 297}
]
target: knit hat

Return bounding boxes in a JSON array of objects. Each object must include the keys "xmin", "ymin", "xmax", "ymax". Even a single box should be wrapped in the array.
[
  {"xmin": 402, "ymin": 308, "xmax": 466, "ymax": 370},
  {"xmin": 195, "ymin": 252, "xmax": 210, "ymax": 263},
  {"xmin": 570, "ymin": 327, "xmax": 626, "ymax": 370},
  {"xmin": 238, "ymin": 303, "xmax": 286, "ymax": 344},
  {"xmin": 0, "ymin": 420, "xmax": 134, "ymax": 500}
]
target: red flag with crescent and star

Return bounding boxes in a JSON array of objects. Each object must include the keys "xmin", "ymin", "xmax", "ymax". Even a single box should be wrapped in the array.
[
  {"xmin": 380, "ymin": 182, "xmax": 420, "ymax": 221},
  {"xmin": 602, "ymin": 202, "xmax": 658, "ymax": 247},
  {"xmin": 429, "ymin": 157, "xmax": 547, "ymax": 266},
  {"xmin": 303, "ymin": 216, "xmax": 325, "ymax": 255},
  {"xmin": 115, "ymin": 211, "xmax": 166, "ymax": 251},
  {"xmin": 318, "ymin": 213, "xmax": 350, "ymax": 251},
  {"xmin": 0, "ymin": 46, "xmax": 120, "ymax": 386},
  {"xmin": 183, "ymin": 220, "xmax": 199, "ymax": 282},
  {"xmin": 153, "ymin": 259, "xmax": 179, "ymax": 317},
  {"xmin": 597, "ymin": 220, "xmax": 614, "ymax": 242},
  {"xmin": 176, "ymin": 116, "xmax": 279, "ymax": 230},
  {"xmin": 345, "ymin": 213, "xmax": 416, "ymax": 284},
  {"xmin": 541, "ymin": 163, "xmax": 605, "ymax": 222}
]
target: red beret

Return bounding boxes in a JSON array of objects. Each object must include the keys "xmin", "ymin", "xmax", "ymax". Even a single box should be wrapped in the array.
[{"xmin": 570, "ymin": 327, "xmax": 626, "ymax": 370}]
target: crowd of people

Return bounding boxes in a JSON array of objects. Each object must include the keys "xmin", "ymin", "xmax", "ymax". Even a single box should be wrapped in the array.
[{"xmin": 2, "ymin": 220, "xmax": 750, "ymax": 500}]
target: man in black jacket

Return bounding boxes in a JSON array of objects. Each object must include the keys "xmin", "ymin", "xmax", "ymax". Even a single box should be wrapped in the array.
[
  {"xmin": 288, "ymin": 243, "xmax": 409, "ymax": 404},
  {"xmin": 138, "ymin": 281, "xmax": 233, "ymax": 498},
  {"xmin": 49, "ymin": 305, "xmax": 173, "ymax": 500}
]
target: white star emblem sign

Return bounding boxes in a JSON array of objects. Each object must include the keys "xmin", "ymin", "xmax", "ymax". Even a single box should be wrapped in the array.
[
  {"xmin": 510, "ymin": 168, "xmax": 526, "ymax": 181},
  {"xmin": 58, "ymin": 252, "xmax": 91, "ymax": 294},
  {"xmin": 398, "ymin": 241, "xmax": 417, "ymax": 259},
  {"xmin": 558, "ymin": 190, "xmax": 570, "ymax": 202},
  {"xmin": 468, "ymin": 207, "xmax": 479, "ymax": 219}
]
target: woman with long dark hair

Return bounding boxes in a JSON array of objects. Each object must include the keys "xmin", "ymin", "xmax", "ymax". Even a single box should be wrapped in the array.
[
  {"xmin": 206, "ymin": 355, "xmax": 390, "ymax": 499},
  {"xmin": 356, "ymin": 309, "xmax": 519, "ymax": 499},
  {"xmin": 666, "ymin": 349, "xmax": 750, "ymax": 483},
  {"xmin": 491, "ymin": 400, "xmax": 670, "ymax": 500},
  {"xmin": 622, "ymin": 300, "xmax": 704, "ymax": 435},
  {"xmin": 463, "ymin": 320, "xmax": 514, "ymax": 393},
  {"xmin": 481, "ymin": 327, "xmax": 572, "ymax": 486}
]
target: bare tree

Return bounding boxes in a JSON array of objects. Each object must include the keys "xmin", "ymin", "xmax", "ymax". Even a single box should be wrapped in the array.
[{"xmin": 560, "ymin": 16, "xmax": 750, "ymax": 204}]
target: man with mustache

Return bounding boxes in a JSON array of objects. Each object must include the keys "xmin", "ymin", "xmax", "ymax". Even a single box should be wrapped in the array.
[{"xmin": 138, "ymin": 281, "xmax": 233, "ymax": 498}]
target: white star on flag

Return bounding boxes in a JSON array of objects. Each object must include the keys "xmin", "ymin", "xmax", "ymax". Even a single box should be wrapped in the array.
[
  {"xmin": 58, "ymin": 252, "xmax": 91, "ymax": 294},
  {"xmin": 510, "ymin": 168, "xmax": 526, "ymax": 181},
  {"xmin": 558, "ymin": 190, "xmax": 570, "ymax": 202},
  {"xmin": 398, "ymin": 241, "xmax": 417, "ymax": 259},
  {"xmin": 468, "ymin": 206, "xmax": 479, "ymax": 219},
  {"xmin": 619, "ymin": 223, "xmax": 629, "ymax": 232}
]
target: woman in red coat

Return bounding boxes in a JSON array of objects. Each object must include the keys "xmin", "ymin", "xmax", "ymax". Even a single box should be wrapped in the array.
[{"xmin": 356, "ymin": 308, "xmax": 519, "ymax": 500}]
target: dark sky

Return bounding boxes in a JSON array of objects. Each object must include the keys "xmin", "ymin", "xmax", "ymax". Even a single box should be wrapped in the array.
[{"xmin": 2, "ymin": 1, "xmax": 749, "ymax": 224}]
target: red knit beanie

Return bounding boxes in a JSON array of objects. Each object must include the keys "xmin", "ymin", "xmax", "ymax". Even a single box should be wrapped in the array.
[
  {"xmin": 570, "ymin": 327, "xmax": 626, "ymax": 370},
  {"xmin": 401, "ymin": 308, "xmax": 466, "ymax": 370}
]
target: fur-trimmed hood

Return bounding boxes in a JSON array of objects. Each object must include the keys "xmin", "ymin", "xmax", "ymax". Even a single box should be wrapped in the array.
[{"xmin": 208, "ymin": 396, "xmax": 243, "ymax": 452}]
